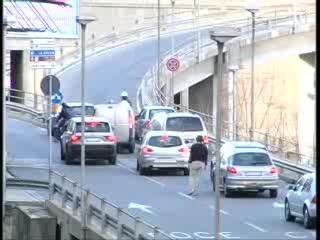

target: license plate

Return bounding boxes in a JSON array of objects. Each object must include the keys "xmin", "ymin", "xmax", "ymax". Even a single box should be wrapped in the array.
[
  {"xmin": 246, "ymin": 171, "xmax": 262, "ymax": 176},
  {"xmin": 86, "ymin": 138, "xmax": 100, "ymax": 142}
]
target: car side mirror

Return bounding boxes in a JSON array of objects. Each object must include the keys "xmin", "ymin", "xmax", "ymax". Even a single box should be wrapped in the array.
[
  {"xmin": 287, "ymin": 185, "xmax": 294, "ymax": 190},
  {"xmin": 135, "ymin": 116, "xmax": 139, "ymax": 120}
]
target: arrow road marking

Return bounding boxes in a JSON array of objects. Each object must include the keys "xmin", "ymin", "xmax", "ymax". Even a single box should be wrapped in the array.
[
  {"xmin": 128, "ymin": 202, "xmax": 154, "ymax": 214},
  {"xmin": 273, "ymin": 202, "xmax": 285, "ymax": 208}
]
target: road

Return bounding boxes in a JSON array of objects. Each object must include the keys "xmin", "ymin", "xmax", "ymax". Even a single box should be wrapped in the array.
[{"xmin": 7, "ymin": 31, "xmax": 316, "ymax": 239}]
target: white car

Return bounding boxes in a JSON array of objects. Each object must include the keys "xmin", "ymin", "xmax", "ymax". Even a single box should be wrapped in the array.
[{"xmin": 95, "ymin": 101, "xmax": 135, "ymax": 153}]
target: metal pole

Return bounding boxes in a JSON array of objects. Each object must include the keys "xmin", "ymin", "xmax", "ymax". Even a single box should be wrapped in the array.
[
  {"xmin": 170, "ymin": 0, "xmax": 175, "ymax": 106},
  {"xmin": 49, "ymin": 74, "xmax": 53, "ymax": 200},
  {"xmin": 197, "ymin": 0, "xmax": 201, "ymax": 62},
  {"xmin": 214, "ymin": 42, "xmax": 224, "ymax": 240},
  {"xmin": 233, "ymin": 70, "xmax": 237, "ymax": 140},
  {"xmin": 157, "ymin": 0, "xmax": 161, "ymax": 92},
  {"xmin": 2, "ymin": 21, "xmax": 8, "ymax": 226},
  {"xmin": 228, "ymin": 71, "xmax": 233, "ymax": 139},
  {"xmin": 250, "ymin": 12, "xmax": 255, "ymax": 141},
  {"xmin": 80, "ymin": 23, "xmax": 87, "ymax": 240}
]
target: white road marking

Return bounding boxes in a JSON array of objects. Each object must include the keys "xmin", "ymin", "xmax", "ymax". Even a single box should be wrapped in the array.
[
  {"xmin": 40, "ymin": 128, "xmax": 47, "ymax": 132},
  {"xmin": 128, "ymin": 202, "xmax": 154, "ymax": 214},
  {"xmin": 285, "ymin": 232, "xmax": 308, "ymax": 239},
  {"xmin": 178, "ymin": 192, "xmax": 194, "ymax": 200},
  {"xmin": 244, "ymin": 222, "xmax": 267, "ymax": 233},
  {"xmin": 117, "ymin": 163, "xmax": 136, "ymax": 174},
  {"xmin": 209, "ymin": 205, "xmax": 230, "ymax": 215},
  {"xmin": 273, "ymin": 202, "xmax": 285, "ymax": 208},
  {"xmin": 144, "ymin": 177, "xmax": 165, "ymax": 187}
]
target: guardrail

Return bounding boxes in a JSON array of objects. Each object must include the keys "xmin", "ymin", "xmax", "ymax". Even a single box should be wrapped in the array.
[
  {"xmin": 139, "ymin": 10, "xmax": 316, "ymax": 172},
  {"xmin": 49, "ymin": 170, "xmax": 174, "ymax": 240}
]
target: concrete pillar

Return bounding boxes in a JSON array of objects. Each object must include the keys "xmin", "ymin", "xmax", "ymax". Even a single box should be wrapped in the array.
[{"xmin": 180, "ymin": 88, "xmax": 189, "ymax": 111}]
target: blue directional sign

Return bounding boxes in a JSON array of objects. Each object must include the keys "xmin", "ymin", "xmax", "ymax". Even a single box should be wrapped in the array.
[
  {"xmin": 51, "ymin": 91, "xmax": 63, "ymax": 104},
  {"xmin": 30, "ymin": 50, "xmax": 55, "ymax": 57}
]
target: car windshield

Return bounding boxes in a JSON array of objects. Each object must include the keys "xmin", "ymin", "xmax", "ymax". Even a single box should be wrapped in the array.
[
  {"xmin": 149, "ymin": 109, "xmax": 174, "ymax": 120},
  {"xmin": 71, "ymin": 106, "xmax": 95, "ymax": 116},
  {"xmin": 75, "ymin": 122, "xmax": 110, "ymax": 133},
  {"xmin": 232, "ymin": 152, "xmax": 272, "ymax": 166},
  {"xmin": 166, "ymin": 117, "xmax": 203, "ymax": 131},
  {"xmin": 148, "ymin": 136, "xmax": 182, "ymax": 148}
]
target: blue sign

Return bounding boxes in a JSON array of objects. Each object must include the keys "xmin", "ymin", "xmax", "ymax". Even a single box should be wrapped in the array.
[
  {"xmin": 31, "ymin": 50, "xmax": 55, "ymax": 57},
  {"xmin": 51, "ymin": 92, "xmax": 63, "ymax": 104}
]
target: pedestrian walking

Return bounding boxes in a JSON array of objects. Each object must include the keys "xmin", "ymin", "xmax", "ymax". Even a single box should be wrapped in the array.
[{"xmin": 187, "ymin": 135, "xmax": 208, "ymax": 196}]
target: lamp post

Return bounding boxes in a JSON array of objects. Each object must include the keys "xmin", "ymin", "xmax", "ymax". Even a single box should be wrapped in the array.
[
  {"xmin": 244, "ymin": 1, "xmax": 259, "ymax": 141},
  {"xmin": 210, "ymin": 27, "xmax": 239, "ymax": 240},
  {"xmin": 170, "ymin": 0, "xmax": 175, "ymax": 105},
  {"xmin": 228, "ymin": 65, "xmax": 239, "ymax": 140},
  {"xmin": 76, "ymin": 15, "xmax": 96, "ymax": 240},
  {"xmin": 3, "ymin": 14, "xmax": 16, "ymax": 224},
  {"xmin": 157, "ymin": 0, "xmax": 161, "ymax": 98}
]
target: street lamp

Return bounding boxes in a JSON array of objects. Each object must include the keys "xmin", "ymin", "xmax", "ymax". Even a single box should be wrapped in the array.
[
  {"xmin": 228, "ymin": 65, "xmax": 239, "ymax": 141},
  {"xmin": 210, "ymin": 27, "xmax": 239, "ymax": 240},
  {"xmin": 76, "ymin": 15, "xmax": 96, "ymax": 240},
  {"xmin": 170, "ymin": 0, "xmax": 175, "ymax": 105},
  {"xmin": 3, "ymin": 14, "xmax": 16, "ymax": 224},
  {"xmin": 244, "ymin": 1, "xmax": 259, "ymax": 141}
]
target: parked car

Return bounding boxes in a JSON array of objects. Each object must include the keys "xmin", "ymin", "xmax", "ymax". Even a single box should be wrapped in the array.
[
  {"xmin": 95, "ymin": 101, "xmax": 135, "ymax": 153},
  {"xmin": 211, "ymin": 141, "xmax": 279, "ymax": 198},
  {"xmin": 284, "ymin": 173, "xmax": 316, "ymax": 229},
  {"xmin": 136, "ymin": 131, "xmax": 190, "ymax": 175},
  {"xmin": 135, "ymin": 106, "xmax": 175, "ymax": 141},
  {"xmin": 60, "ymin": 117, "xmax": 117, "ymax": 165},
  {"xmin": 147, "ymin": 112, "xmax": 209, "ymax": 147}
]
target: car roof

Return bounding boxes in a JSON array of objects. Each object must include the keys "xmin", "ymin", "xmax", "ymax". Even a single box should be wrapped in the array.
[
  {"xmin": 71, "ymin": 116, "xmax": 110, "ymax": 123},
  {"xmin": 304, "ymin": 173, "xmax": 316, "ymax": 179},
  {"xmin": 143, "ymin": 105, "xmax": 175, "ymax": 110},
  {"xmin": 224, "ymin": 141, "xmax": 267, "ymax": 150},
  {"xmin": 221, "ymin": 141, "xmax": 269, "ymax": 158},
  {"xmin": 67, "ymin": 102, "xmax": 94, "ymax": 107},
  {"xmin": 145, "ymin": 130, "xmax": 184, "ymax": 138}
]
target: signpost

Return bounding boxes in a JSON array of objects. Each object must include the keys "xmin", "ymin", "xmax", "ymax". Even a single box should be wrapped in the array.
[
  {"xmin": 30, "ymin": 49, "xmax": 56, "ymax": 69},
  {"xmin": 166, "ymin": 57, "xmax": 180, "ymax": 105}
]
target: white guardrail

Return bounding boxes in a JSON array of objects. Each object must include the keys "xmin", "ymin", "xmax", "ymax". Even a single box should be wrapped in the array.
[{"xmin": 138, "ymin": 10, "xmax": 316, "ymax": 171}]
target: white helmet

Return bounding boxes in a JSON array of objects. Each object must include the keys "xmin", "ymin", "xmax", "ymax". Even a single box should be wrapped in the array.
[
  {"xmin": 108, "ymin": 99, "xmax": 114, "ymax": 104},
  {"xmin": 121, "ymin": 91, "xmax": 128, "ymax": 97}
]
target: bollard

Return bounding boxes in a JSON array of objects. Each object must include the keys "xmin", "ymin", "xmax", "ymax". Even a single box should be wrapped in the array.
[
  {"xmin": 72, "ymin": 183, "xmax": 78, "ymax": 215},
  {"xmin": 134, "ymin": 217, "xmax": 141, "ymax": 240},
  {"xmin": 61, "ymin": 175, "xmax": 66, "ymax": 209},
  {"xmin": 153, "ymin": 226, "xmax": 160, "ymax": 240},
  {"xmin": 117, "ymin": 208, "xmax": 123, "ymax": 239},
  {"xmin": 100, "ymin": 198, "xmax": 107, "ymax": 235}
]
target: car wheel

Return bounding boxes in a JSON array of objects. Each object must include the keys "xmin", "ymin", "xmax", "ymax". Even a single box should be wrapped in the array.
[
  {"xmin": 109, "ymin": 155, "xmax": 117, "ymax": 165},
  {"xmin": 116, "ymin": 144, "xmax": 121, "ymax": 154},
  {"xmin": 284, "ymin": 199, "xmax": 295, "ymax": 222},
  {"xmin": 60, "ymin": 142, "xmax": 65, "ymax": 161},
  {"xmin": 136, "ymin": 161, "xmax": 139, "ymax": 171},
  {"xmin": 212, "ymin": 174, "xmax": 216, "ymax": 192},
  {"xmin": 224, "ymin": 182, "xmax": 231, "ymax": 198},
  {"xmin": 128, "ymin": 142, "xmax": 135, "ymax": 153},
  {"xmin": 138, "ymin": 164, "xmax": 147, "ymax": 175},
  {"xmin": 303, "ymin": 206, "xmax": 312, "ymax": 229},
  {"xmin": 270, "ymin": 189, "xmax": 278, "ymax": 198},
  {"xmin": 183, "ymin": 168, "xmax": 190, "ymax": 176}
]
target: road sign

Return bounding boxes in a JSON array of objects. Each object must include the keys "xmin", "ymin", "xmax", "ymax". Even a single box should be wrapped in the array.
[
  {"xmin": 40, "ymin": 75, "xmax": 60, "ymax": 96},
  {"xmin": 51, "ymin": 91, "xmax": 63, "ymax": 104},
  {"xmin": 166, "ymin": 57, "xmax": 180, "ymax": 72},
  {"xmin": 30, "ymin": 48, "xmax": 56, "ymax": 69}
]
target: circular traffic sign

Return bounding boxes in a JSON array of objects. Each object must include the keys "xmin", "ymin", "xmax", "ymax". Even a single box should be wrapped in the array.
[
  {"xmin": 40, "ymin": 75, "xmax": 60, "ymax": 96},
  {"xmin": 166, "ymin": 58, "xmax": 180, "ymax": 72}
]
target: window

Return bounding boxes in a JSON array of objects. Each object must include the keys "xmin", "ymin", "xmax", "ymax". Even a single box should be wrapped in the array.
[
  {"xmin": 232, "ymin": 152, "xmax": 272, "ymax": 166},
  {"xmin": 295, "ymin": 176, "xmax": 307, "ymax": 192},
  {"xmin": 150, "ymin": 120, "xmax": 161, "ymax": 130},
  {"xmin": 75, "ymin": 122, "xmax": 110, "ymax": 132},
  {"xmin": 149, "ymin": 109, "xmax": 174, "ymax": 120},
  {"xmin": 71, "ymin": 106, "xmax": 95, "ymax": 116},
  {"xmin": 148, "ymin": 136, "xmax": 182, "ymax": 147},
  {"xmin": 302, "ymin": 177, "xmax": 313, "ymax": 192},
  {"xmin": 67, "ymin": 121, "xmax": 73, "ymax": 132},
  {"xmin": 140, "ymin": 110, "xmax": 147, "ymax": 119},
  {"xmin": 166, "ymin": 117, "xmax": 203, "ymax": 132}
]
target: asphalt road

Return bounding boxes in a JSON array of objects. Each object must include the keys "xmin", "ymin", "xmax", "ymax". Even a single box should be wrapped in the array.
[{"xmin": 7, "ymin": 31, "xmax": 316, "ymax": 239}]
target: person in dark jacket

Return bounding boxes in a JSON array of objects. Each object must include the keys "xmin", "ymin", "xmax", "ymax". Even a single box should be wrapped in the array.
[
  {"xmin": 54, "ymin": 102, "xmax": 73, "ymax": 138},
  {"xmin": 187, "ymin": 135, "xmax": 208, "ymax": 196}
]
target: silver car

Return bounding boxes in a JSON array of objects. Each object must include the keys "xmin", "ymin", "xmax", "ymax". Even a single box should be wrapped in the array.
[
  {"xmin": 136, "ymin": 131, "xmax": 190, "ymax": 175},
  {"xmin": 60, "ymin": 117, "xmax": 117, "ymax": 165},
  {"xmin": 211, "ymin": 141, "xmax": 279, "ymax": 198},
  {"xmin": 135, "ymin": 106, "xmax": 175, "ymax": 141},
  {"xmin": 285, "ymin": 173, "xmax": 316, "ymax": 229}
]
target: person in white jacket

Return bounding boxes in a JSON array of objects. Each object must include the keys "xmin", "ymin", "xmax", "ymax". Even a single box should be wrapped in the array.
[{"xmin": 120, "ymin": 91, "xmax": 132, "ymax": 107}]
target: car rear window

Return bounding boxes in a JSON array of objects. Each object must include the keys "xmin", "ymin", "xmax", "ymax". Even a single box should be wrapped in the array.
[
  {"xmin": 71, "ymin": 106, "xmax": 95, "ymax": 116},
  {"xmin": 166, "ymin": 117, "xmax": 203, "ymax": 131},
  {"xmin": 76, "ymin": 122, "xmax": 110, "ymax": 133},
  {"xmin": 232, "ymin": 152, "xmax": 272, "ymax": 166},
  {"xmin": 148, "ymin": 136, "xmax": 182, "ymax": 147},
  {"xmin": 149, "ymin": 109, "xmax": 174, "ymax": 120}
]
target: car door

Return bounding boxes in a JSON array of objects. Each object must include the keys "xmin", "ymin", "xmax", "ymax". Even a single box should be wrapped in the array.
[
  {"xmin": 136, "ymin": 110, "xmax": 147, "ymax": 138},
  {"xmin": 298, "ymin": 177, "xmax": 313, "ymax": 215},
  {"xmin": 219, "ymin": 152, "xmax": 228, "ymax": 188},
  {"xmin": 290, "ymin": 176, "xmax": 307, "ymax": 216},
  {"xmin": 61, "ymin": 120, "xmax": 74, "ymax": 153}
]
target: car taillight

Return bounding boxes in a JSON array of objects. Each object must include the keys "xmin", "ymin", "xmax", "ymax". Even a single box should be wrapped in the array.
[
  {"xmin": 70, "ymin": 134, "xmax": 80, "ymax": 143},
  {"xmin": 270, "ymin": 166, "xmax": 278, "ymax": 174},
  {"xmin": 312, "ymin": 195, "xmax": 316, "ymax": 204},
  {"xmin": 128, "ymin": 113, "xmax": 134, "ymax": 127},
  {"xmin": 203, "ymin": 134, "xmax": 209, "ymax": 144},
  {"xmin": 144, "ymin": 120, "xmax": 151, "ymax": 128},
  {"xmin": 227, "ymin": 166, "xmax": 237, "ymax": 174},
  {"xmin": 104, "ymin": 134, "xmax": 116, "ymax": 142},
  {"xmin": 142, "ymin": 146, "xmax": 153, "ymax": 154},
  {"xmin": 178, "ymin": 146, "xmax": 189, "ymax": 153}
]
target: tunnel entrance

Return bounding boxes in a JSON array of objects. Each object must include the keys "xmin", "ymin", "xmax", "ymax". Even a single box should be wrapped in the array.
[{"xmin": 10, "ymin": 50, "xmax": 23, "ymax": 103}]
